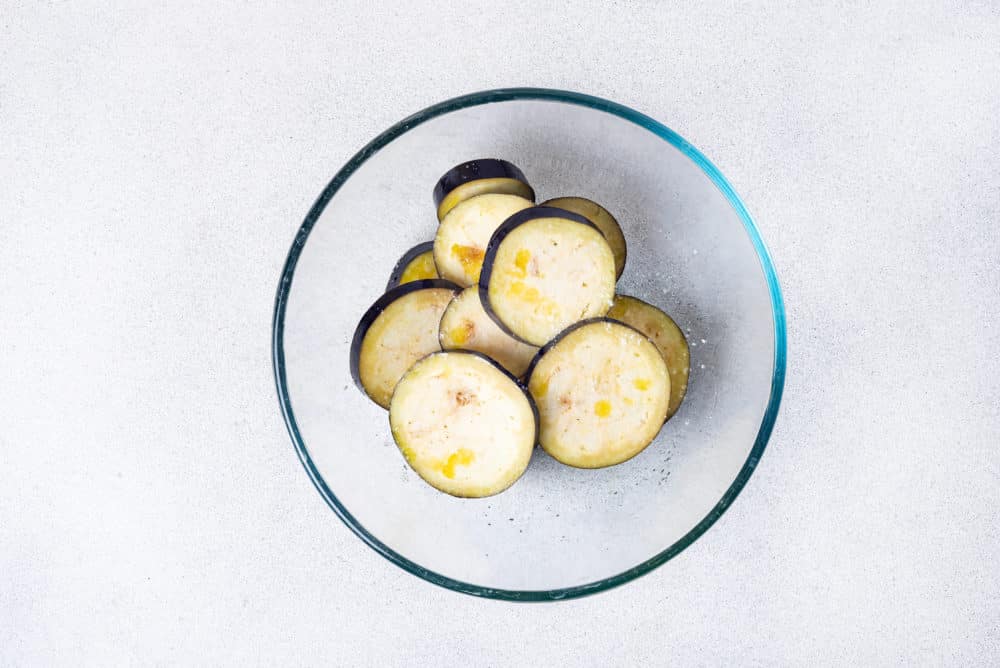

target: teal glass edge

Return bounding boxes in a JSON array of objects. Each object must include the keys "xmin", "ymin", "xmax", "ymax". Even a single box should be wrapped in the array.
[{"xmin": 271, "ymin": 88, "xmax": 788, "ymax": 602}]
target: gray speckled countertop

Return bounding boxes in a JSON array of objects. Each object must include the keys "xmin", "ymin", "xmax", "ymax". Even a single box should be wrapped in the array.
[{"xmin": 2, "ymin": 2, "xmax": 998, "ymax": 665}]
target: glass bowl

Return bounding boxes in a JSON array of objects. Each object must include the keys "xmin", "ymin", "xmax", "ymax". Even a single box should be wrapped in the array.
[{"xmin": 272, "ymin": 88, "xmax": 786, "ymax": 600}]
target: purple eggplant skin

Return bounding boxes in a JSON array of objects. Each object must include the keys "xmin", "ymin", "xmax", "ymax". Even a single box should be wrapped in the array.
[
  {"xmin": 432, "ymin": 158, "xmax": 533, "ymax": 209},
  {"xmin": 477, "ymin": 206, "xmax": 602, "ymax": 343},
  {"xmin": 385, "ymin": 241, "xmax": 436, "ymax": 291},
  {"xmin": 349, "ymin": 278, "xmax": 461, "ymax": 396}
]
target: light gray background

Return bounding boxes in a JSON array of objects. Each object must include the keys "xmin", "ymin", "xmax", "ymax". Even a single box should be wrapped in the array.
[{"xmin": 2, "ymin": 2, "xmax": 998, "ymax": 665}]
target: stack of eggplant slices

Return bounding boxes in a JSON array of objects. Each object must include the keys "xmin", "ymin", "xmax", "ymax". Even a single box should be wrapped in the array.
[{"xmin": 350, "ymin": 159, "xmax": 690, "ymax": 498}]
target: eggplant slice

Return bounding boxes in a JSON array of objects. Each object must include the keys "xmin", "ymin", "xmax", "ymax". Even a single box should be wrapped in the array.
[
  {"xmin": 541, "ymin": 196, "xmax": 627, "ymax": 279},
  {"xmin": 607, "ymin": 295, "xmax": 690, "ymax": 419},
  {"xmin": 527, "ymin": 318, "xmax": 670, "ymax": 468},
  {"xmin": 432, "ymin": 193, "xmax": 533, "ymax": 287},
  {"xmin": 389, "ymin": 351, "xmax": 538, "ymax": 498},
  {"xmin": 439, "ymin": 286, "xmax": 539, "ymax": 378},
  {"xmin": 350, "ymin": 279, "xmax": 460, "ymax": 408},
  {"xmin": 385, "ymin": 241, "xmax": 438, "ymax": 290},
  {"xmin": 433, "ymin": 158, "xmax": 535, "ymax": 221},
  {"xmin": 479, "ymin": 206, "xmax": 616, "ymax": 346}
]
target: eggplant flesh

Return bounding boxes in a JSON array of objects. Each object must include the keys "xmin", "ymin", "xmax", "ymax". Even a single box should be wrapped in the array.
[
  {"xmin": 607, "ymin": 295, "xmax": 690, "ymax": 419},
  {"xmin": 389, "ymin": 351, "xmax": 537, "ymax": 498},
  {"xmin": 432, "ymin": 193, "xmax": 533, "ymax": 288},
  {"xmin": 541, "ymin": 196, "xmax": 626, "ymax": 279},
  {"xmin": 527, "ymin": 319, "xmax": 670, "ymax": 468},
  {"xmin": 439, "ymin": 286, "xmax": 539, "ymax": 378},
  {"xmin": 480, "ymin": 207, "xmax": 616, "ymax": 346},
  {"xmin": 385, "ymin": 241, "xmax": 438, "ymax": 290},
  {"xmin": 350, "ymin": 280, "xmax": 459, "ymax": 408}
]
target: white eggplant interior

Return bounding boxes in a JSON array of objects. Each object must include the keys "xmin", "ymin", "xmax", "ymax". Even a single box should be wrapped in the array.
[
  {"xmin": 433, "ymin": 193, "xmax": 533, "ymax": 287},
  {"xmin": 439, "ymin": 286, "xmax": 539, "ymax": 378},
  {"xmin": 542, "ymin": 196, "xmax": 627, "ymax": 279},
  {"xmin": 485, "ymin": 217, "xmax": 615, "ymax": 346},
  {"xmin": 528, "ymin": 320, "xmax": 670, "ymax": 468},
  {"xmin": 396, "ymin": 250, "xmax": 438, "ymax": 285},
  {"xmin": 357, "ymin": 287, "xmax": 455, "ymax": 408},
  {"xmin": 389, "ymin": 352, "xmax": 536, "ymax": 498},
  {"xmin": 608, "ymin": 295, "xmax": 690, "ymax": 419}
]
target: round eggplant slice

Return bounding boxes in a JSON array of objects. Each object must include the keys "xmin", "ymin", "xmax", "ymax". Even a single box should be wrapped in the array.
[
  {"xmin": 541, "ymin": 196, "xmax": 627, "ymax": 279},
  {"xmin": 385, "ymin": 241, "xmax": 438, "ymax": 290},
  {"xmin": 439, "ymin": 286, "xmax": 539, "ymax": 378},
  {"xmin": 389, "ymin": 351, "xmax": 538, "ymax": 498},
  {"xmin": 433, "ymin": 158, "xmax": 535, "ymax": 221},
  {"xmin": 432, "ymin": 193, "xmax": 533, "ymax": 288},
  {"xmin": 607, "ymin": 295, "xmax": 690, "ymax": 419},
  {"xmin": 479, "ymin": 206, "xmax": 616, "ymax": 346},
  {"xmin": 350, "ymin": 279, "xmax": 460, "ymax": 409},
  {"xmin": 526, "ymin": 318, "xmax": 670, "ymax": 468}
]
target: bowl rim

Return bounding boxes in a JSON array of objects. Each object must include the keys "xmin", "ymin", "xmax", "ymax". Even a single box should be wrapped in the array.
[{"xmin": 271, "ymin": 87, "xmax": 787, "ymax": 601}]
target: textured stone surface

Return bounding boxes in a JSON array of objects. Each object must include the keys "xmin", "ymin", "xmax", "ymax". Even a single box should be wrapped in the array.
[{"xmin": 2, "ymin": 2, "xmax": 998, "ymax": 665}]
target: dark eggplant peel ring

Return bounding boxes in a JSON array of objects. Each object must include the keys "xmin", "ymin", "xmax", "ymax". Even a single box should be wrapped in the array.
[
  {"xmin": 389, "ymin": 350, "xmax": 538, "ymax": 498},
  {"xmin": 607, "ymin": 295, "xmax": 690, "ymax": 420},
  {"xmin": 432, "ymin": 193, "xmax": 533, "ymax": 288},
  {"xmin": 350, "ymin": 279, "xmax": 461, "ymax": 408},
  {"xmin": 433, "ymin": 158, "xmax": 535, "ymax": 221},
  {"xmin": 385, "ymin": 241, "xmax": 439, "ymax": 290},
  {"xmin": 525, "ymin": 317, "xmax": 670, "ymax": 469},
  {"xmin": 478, "ymin": 206, "xmax": 616, "ymax": 347}
]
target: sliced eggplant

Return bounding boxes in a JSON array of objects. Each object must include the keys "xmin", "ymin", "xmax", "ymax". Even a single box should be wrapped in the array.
[
  {"xmin": 479, "ymin": 206, "xmax": 616, "ymax": 346},
  {"xmin": 389, "ymin": 350, "xmax": 538, "ymax": 498},
  {"xmin": 526, "ymin": 318, "xmax": 670, "ymax": 468},
  {"xmin": 438, "ymin": 286, "xmax": 539, "ymax": 378},
  {"xmin": 432, "ymin": 193, "xmax": 533, "ymax": 288},
  {"xmin": 385, "ymin": 241, "xmax": 438, "ymax": 290},
  {"xmin": 607, "ymin": 295, "xmax": 690, "ymax": 419},
  {"xmin": 541, "ymin": 196, "xmax": 627, "ymax": 279},
  {"xmin": 350, "ymin": 279, "xmax": 460, "ymax": 408},
  {"xmin": 433, "ymin": 158, "xmax": 535, "ymax": 221}
]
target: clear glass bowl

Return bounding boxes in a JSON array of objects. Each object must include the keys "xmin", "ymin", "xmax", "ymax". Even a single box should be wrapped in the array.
[{"xmin": 272, "ymin": 89, "xmax": 786, "ymax": 600}]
